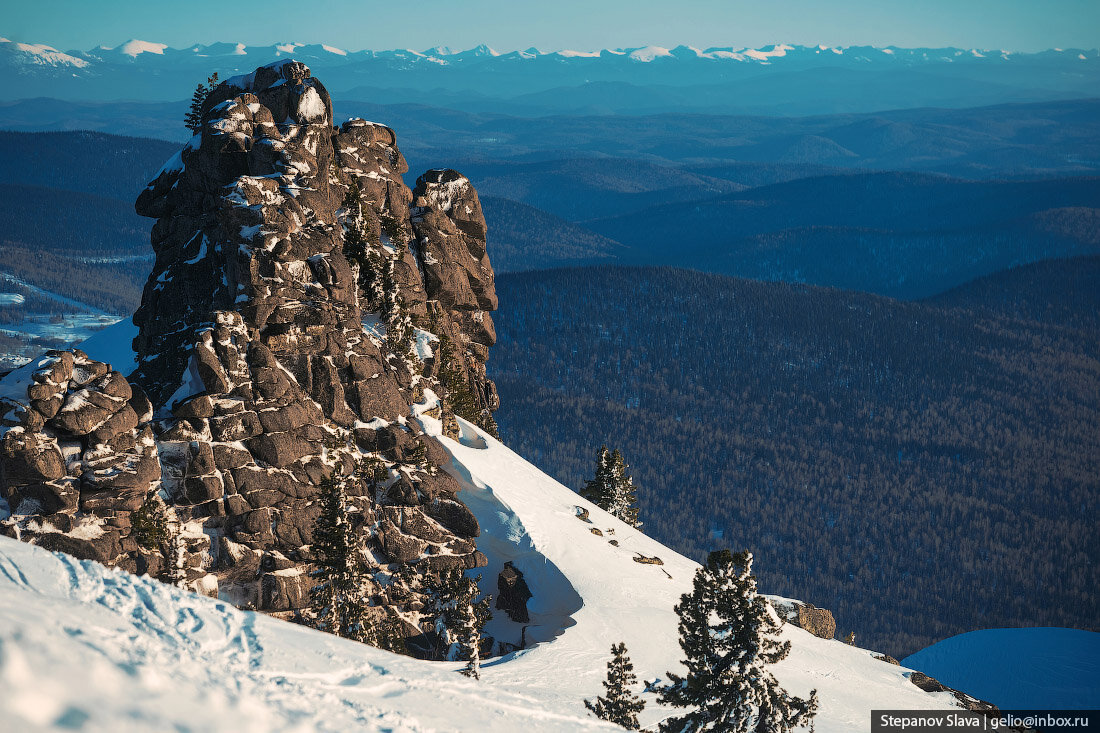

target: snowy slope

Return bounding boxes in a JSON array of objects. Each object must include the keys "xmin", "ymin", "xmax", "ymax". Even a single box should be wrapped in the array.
[
  {"xmin": 903, "ymin": 628, "xmax": 1100, "ymax": 709},
  {"xmin": 0, "ymin": 536, "xmax": 609, "ymax": 733},
  {"xmin": 0, "ymin": 373, "xmax": 968, "ymax": 731}
]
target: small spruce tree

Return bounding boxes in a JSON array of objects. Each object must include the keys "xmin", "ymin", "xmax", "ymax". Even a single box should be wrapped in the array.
[
  {"xmin": 582, "ymin": 447, "xmax": 641, "ymax": 528},
  {"xmin": 341, "ymin": 179, "xmax": 368, "ymax": 270},
  {"xmin": 380, "ymin": 240, "xmax": 418, "ymax": 369},
  {"xmin": 164, "ymin": 523, "xmax": 187, "ymax": 589},
  {"xmin": 582, "ymin": 446, "xmax": 613, "ymax": 504},
  {"xmin": 421, "ymin": 569, "xmax": 492, "ymax": 678},
  {"xmin": 585, "ymin": 642, "xmax": 646, "ymax": 730},
  {"xmin": 437, "ymin": 329, "xmax": 481, "ymax": 421},
  {"xmin": 651, "ymin": 550, "xmax": 817, "ymax": 733},
  {"xmin": 131, "ymin": 494, "xmax": 169, "ymax": 551},
  {"xmin": 309, "ymin": 473, "xmax": 372, "ymax": 642},
  {"xmin": 184, "ymin": 72, "xmax": 219, "ymax": 134}
]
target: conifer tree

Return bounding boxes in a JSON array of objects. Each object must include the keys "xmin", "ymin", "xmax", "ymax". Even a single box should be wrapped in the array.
[
  {"xmin": 585, "ymin": 642, "xmax": 646, "ymax": 730},
  {"xmin": 421, "ymin": 569, "xmax": 492, "ymax": 678},
  {"xmin": 434, "ymin": 326, "xmax": 500, "ymax": 439},
  {"xmin": 341, "ymin": 179, "xmax": 367, "ymax": 270},
  {"xmin": 184, "ymin": 72, "xmax": 219, "ymax": 134},
  {"xmin": 581, "ymin": 447, "xmax": 641, "ymax": 528},
  {"xmin": 477, "ymin": 410, "xmax": 501, "ymax": 440},
  {"xmin": 361, "ymin": 245, "xmax": 387, "ymax": 312},
  {"xmin": 437, "ymin": 330, "xmax": 481, "ymax": 420},
  {"xmin": 380, "ymin": 239, "xmax": 418, "ymax": 369},
  {"xmin": 309, "ymin": 473, "xmax": 371, "ymax": 642},
  {"xmin": 651, "ymin": 550, "xmax": 817, "ymax": 733},
  {"xmin": 131, "ymin": 494, "xmax": 169, "ymax": 551},
  {"xmin": 339, "ymin": 179, "xmax": 387, "ymax": 312}
]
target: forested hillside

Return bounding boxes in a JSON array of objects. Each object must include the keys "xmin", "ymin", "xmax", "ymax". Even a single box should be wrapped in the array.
[
  {"xmin": 928, "ymin": 254, "xmax": 1100, "ymax": 331},
  {"xmin": 479, "ymin": 196, "xmax": 628, "ymax": 272},
  {"xmin": 489, "ymin": 265, "xmax": 1100, "ymax": 657},
  {"xmin": 586, "ymin": 173, "xmax": 1100, "ymax": 298}
]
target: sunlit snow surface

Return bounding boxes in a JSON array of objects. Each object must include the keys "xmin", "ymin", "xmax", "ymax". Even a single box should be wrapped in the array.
[{"xmin": 0, "ymin": 395, "xmax": 962, "ymax": 731}]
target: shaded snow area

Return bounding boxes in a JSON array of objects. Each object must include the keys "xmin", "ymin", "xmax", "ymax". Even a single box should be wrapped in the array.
[
  {"xmin": 0, "ymin": 396, "xmax": 964, "ymax": 731},
  {"xmin": 64, "ymin": 318, "xmax": 139, "ymax": 375},
  {"xmin": 903, "ymin": 628, "xmax": 1100, "ymax": 709}
]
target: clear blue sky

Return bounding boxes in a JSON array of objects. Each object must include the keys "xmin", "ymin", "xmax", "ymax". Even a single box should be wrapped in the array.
[{"xmin": 4, "ymin": 0, "xmax": 1098, "ymax": 53}]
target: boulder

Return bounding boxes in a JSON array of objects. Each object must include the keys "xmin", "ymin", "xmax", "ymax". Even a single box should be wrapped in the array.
[
  {"xmin": 379, "ymin": 520, "xmax": 427, "ymax": 563},
  {"xmin": 49, "ymin": 395, "xmax": 113, "ymax": 437},
  {"xmin": 496, "ymin": 561, "xmax": 532, "ymax": 623},
  {"xmin": 246, "ymin": 431, "xmax": 314, "ymax": 468},
  {"xmin": 6, "ymin": 480, "xmax": 80, "ymax": 515},
  {"xmin": 425, "ymin": 497, "xmax": 480, "ymax": 538},
  {"xmin": 769, "ymin": 597, "xmax": 837, "ymax": 640},
  {"xmin": 796, "ymin": 604, "xmax": 836, "ymax": 640},
  {"xmin": 1, "ymin": 431, "xmax": 66, "ymax": 482},
  {"xmin": 260, "ymin": 570, "xmax": 312, "ymax": 611},
  {"xmin": 35, "ymin": 529, "xmax": 121, "ymax": 564}
]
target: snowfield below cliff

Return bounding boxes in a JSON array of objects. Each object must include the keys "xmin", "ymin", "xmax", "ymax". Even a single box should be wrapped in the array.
[{"xmin": 0, "ymin": 403, "xmax": 965, "ymax": 731}]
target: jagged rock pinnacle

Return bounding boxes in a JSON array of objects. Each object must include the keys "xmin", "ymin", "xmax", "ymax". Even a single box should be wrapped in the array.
[{"xmin": 1, "ymin": 61, "xmax": 499, "ymax": 639}]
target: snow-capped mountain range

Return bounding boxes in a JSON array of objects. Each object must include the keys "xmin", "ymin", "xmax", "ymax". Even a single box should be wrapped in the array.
[
  {"xmin": 6, "ymin": 37, "xmax": 1097, "ymax": 67},
  {"xmin": 2, "ymin": 36, "xmax": 1098, "ymax": 109}
]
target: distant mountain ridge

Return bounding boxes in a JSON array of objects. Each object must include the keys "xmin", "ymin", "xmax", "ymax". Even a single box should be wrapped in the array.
[{"xmin": 2, "ymin": 36, "xmax": 1097, "ymax": 115}]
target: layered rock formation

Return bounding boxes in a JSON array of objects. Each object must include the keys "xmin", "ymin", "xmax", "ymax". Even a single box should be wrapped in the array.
[{"xmin": 0, "ymin": 60, "xmax": 499, "ymax": 641}]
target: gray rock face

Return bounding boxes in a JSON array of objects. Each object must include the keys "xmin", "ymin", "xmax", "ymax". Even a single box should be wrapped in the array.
[{"xmin": 1, "ymin": 61, "xmax": 499, "ymax": 646}]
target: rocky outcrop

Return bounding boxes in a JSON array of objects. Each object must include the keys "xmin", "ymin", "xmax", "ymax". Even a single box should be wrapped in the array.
[
  {"xmin": 496, "ymin": 561, "xmax": 532, "ymax": 623},
  {"xmin": 768, "ymin": 597, "xmax": 837, "ymax": 639},
  {"xmin": 0, "ymin": 60, "xmax": 500, "ymax": 647},
  {"xmin": 908, "ymin": 672, "xmax": 1001, "ymax": 714},
  {"xmin": 0, "ymin": 350, "xmax": 157, "ymax": 571}
]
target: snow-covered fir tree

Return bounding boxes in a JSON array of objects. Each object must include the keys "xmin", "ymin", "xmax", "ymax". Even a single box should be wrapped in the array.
[
  {"xmin": 380, "ymin": 241, "xmax": 418, "ymax": 370},
  {"xmin": 428, "ymin": 310, "xmax": 500, "ymax": 439},
  {"xmin": 339, "ymin": 179, "xmax": 387, "ymax": 312},
  {"xmin": 130, "ymin": 494, "xmax": 168, "ymax": 551},
  {"xmin": 585, "ymin": 642, "xmax": 646, "ymax": 730},
  {"xmin": 309, "ymin": 472, "xmax": 372, "ymax": 642},
  {"xmin": 651, "ymin": 550, "xmax": 818, "ymax": 733},
  {"xmin": 420, "ymin": 569, "xmax": 492, "ymax": 678},
  {"xmin": 581, "ymin": 447, "xmax": 641, "ymax": 528}
]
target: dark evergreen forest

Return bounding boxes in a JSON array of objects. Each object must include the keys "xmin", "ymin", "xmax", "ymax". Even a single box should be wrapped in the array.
[{"xmin": 488, "ymin": 263, "xmax": 1100, "ymax": 657}]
